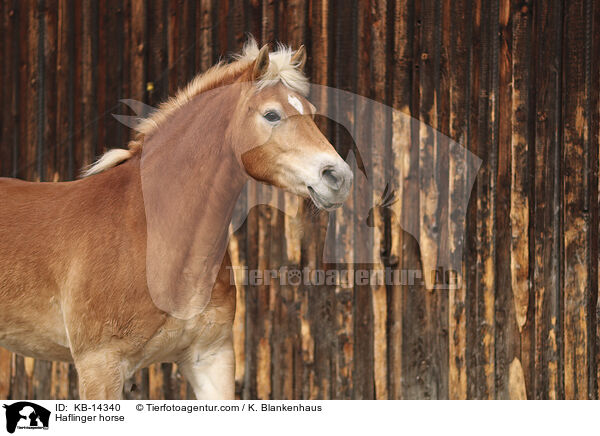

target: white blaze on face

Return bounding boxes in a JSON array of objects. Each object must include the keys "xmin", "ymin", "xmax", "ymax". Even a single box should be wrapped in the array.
[{"xmin": 288, "ymin": 94, "xmax": 304, "ymax": 115}]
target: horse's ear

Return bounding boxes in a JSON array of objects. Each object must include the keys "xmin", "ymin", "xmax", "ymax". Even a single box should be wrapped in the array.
[
  {"xmin": 252, "ymin": 44, "xmax": 270, "ymax": 81},
  {"xmin": 291, "ymin": 45, "xmax": 306, "ymax": 70}
]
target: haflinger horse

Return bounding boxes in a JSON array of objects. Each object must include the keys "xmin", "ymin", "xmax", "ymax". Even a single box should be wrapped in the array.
[{"xmin": 0, "ymin": 38, "xmax": 353, "ymax": 399}]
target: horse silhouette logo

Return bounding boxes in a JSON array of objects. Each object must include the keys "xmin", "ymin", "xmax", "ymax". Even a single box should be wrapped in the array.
[
  {"xmin": 2, "ymin": 402, "xmax": 50, "ymax": 433},
  {"xmin": 115, "ymin": 84, "xmax": 481, "ymax": 317}
]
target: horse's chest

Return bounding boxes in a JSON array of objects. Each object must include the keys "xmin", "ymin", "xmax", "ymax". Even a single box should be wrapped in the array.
[{"xmin": 132, "ymin": 309, "xmax": 232, "ymax": 371}]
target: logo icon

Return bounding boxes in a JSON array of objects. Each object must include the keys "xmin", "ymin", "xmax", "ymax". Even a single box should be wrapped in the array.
[{"xmin": 2, "ymin": 402, "xmax": 50, "ymax": 433}]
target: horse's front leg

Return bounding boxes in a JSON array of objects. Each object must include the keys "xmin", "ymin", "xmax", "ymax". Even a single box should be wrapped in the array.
[
  {"xmin": 178, "ymin": 332, "xmax": 235, "ymax": 400},
  {"xmin": 74, "ymin": 349, "xmax": 125, "ymax": 399}
]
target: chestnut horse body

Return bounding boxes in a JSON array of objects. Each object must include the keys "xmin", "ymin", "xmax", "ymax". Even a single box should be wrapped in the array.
[{"xmin": 0, "ymin": 40, "xmax": 352, "ymax": 399}]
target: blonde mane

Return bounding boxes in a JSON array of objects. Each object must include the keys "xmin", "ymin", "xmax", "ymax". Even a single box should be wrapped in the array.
[{"xmin": 82, "ymin": 38, "xmax": 309, "ymax": 177}]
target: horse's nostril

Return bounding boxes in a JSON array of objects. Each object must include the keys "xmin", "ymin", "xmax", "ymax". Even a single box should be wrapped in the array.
[{"xmin": 321, "ymin": 167, "xmax": 342, "ymax": 190}]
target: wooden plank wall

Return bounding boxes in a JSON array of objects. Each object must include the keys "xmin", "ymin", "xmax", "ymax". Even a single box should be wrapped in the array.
[{"xmin": 0, "ymin": 0, "xmax": 598, "ymax": 399}]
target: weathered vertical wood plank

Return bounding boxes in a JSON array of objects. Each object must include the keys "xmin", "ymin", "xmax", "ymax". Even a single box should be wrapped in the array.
[
  {"xmin": 483, "ymin": 0, "xmax": 499, "ymax": 400},
  {"xmin": 129, "ymin": 0, "xmax": 145, "ymax": 98},
  {"xmin": 509, "ymin": 0, "xmax": 534, "ymax": 399},
  {"xmin": 260, "ymin": 0, "xmax": 277, "ymax": 43},
  {"xmin": 0, "ymin": 348, "xmax": 10, "ymax": 399},
  {"xmin": 388, "ymin": 0, "xmax": 413, "ymax": 400},
  {"xmin": 0, "ymin": 1, "xmax": 7, "ymax": 175},
  {"xmin": 243, "ymin": 184, "xmax": 260, "ymax": 399},
  {"xmin": 305, "ymin": 12, "xmax": 336, "ymax": 399},
  {"xmin": 509, "ymin": 0, "xmax": 530, "ymax": 334},
  {"xmin": 113, "ymin": 0, "xmax": 127, "ymax": 153},
  {"xmin": 167, "ymin": 0, "xmax": 179, "ymax": 94},
  {"xmin": 0, "ymin": 0, "xmax": 4, "ymax": 170},
  {"xmin": 266, "ymin": 196, "xmax": 284, "ymax": 399},
  {"xmin": 229, "ymin": 224, "xmax": 246, "ymax": 399},
  {"xmin": 95, "ymin": 0, "xmax": 107, "ymax": 160},
  {"xmin": 400, "ymin": 0, "xmax": 426, "ymax": 400},
  {"xmin": 81, "ymin": 0, "xmax": 97, "ymax": 167},
  {"xmin": 146, "ymin": 0, "xmax": 168, "ymax": 118},
  {"xmin": 196, "ymin": 0, "xmax": 213, "ymax": 72},
  {"xmin": 353, "ymin": 0, "xmax": 375, "ymax": 401},
  {"xmin": 414, "ymin": 0, "xmax": 449, "ymax": 399},
  {"xmin": 562, "ymin": 0, "xmax": 589, "ymax": 400},
  {"xmin": 255, "ymin": 195, "xmax": 273, "ymax": 400},
  {"xmin": 445, "ymin": 0, "xmax": 470, "ymax": 400},
  {"xmin": 432, "ymin": 0, "xmax": 450, "ymax": 400},
  {"xmin": 370, "ymin": 0, "xmax": 389, "ymax": 401},
  {"xmin": 494, "ymin": 0, "xmax": 515, "ymax": 400},
  {"xmin": 148, "ymin": 361, "xmax": 164, "ymax": 400},
  {"xmin": 464, "ymin": 0, "xmax": 481, "ymax": 400},
  {"xmin": 55, "ymin": 0, "xmax": 74, "ymax": 180},
  {"xmin": 1, "ymin": 1, "xmax": 19, "ymax": 178},
  {"xmin": 10, "ymin": 355, "xmax": 25, "ymax": 399},
  {"xmin": 227, "ymin": 0, "xmax": 244, "ymax": 49},
  {"xmin": 468, "ymin": 0, "xmax": 497, "ymax": 399},
  {"xmin": 244, "ymin": 0, "xmax": 261, "ymax": 49},
  {"xmin": 181, "ymin": 0, "xmax": 195, "ymax": 83},
  {"xmin": 591, "ymin": 0, "xmax": 600, "ymax": 400},
  {"xmin": 22, "ymin": 0, "xmax": 39, "ymax": 182},
  {"xmin": 584, "ymin": 0, "xmax": 598, "ymax": 400},
  {"xmin": 331, "ymin": 0, "xmax": 355, "ymax": 399},
  {"xmin": 0, "ymin": 1, "xmax": 8, "ymax": 177},
  {"xmin": 103, "ymin": 0, "xmax": 125, "ymax": 153},
  {"xmin": 418, "ymin": 0, "xmax": 442, "ymax": 298},
  {"xmin": 50, "ymin": 361, "xmax": 69, "ymax": 400},
  {"xmin": 212, "ymin": 0, "xmax": 227, "ymax": 57},
  {"xmin": 532, "ymin": 0, "xmax": 563, "ymax": 400},
  {"xmin": 306, "ymin": 0, "xmax": 335, "ymax": 400},
  {"xmin": 71, "ymin": 0, "xmax": 83, "ymax": 174}
]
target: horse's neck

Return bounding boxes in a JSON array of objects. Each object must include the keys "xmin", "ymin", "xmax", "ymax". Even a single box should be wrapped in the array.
[{"xmin": 179, "ymin": 147, "xmax": 245, "ymax": 255}]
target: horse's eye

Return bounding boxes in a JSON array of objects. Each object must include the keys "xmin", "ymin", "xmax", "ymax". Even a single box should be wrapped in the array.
[{"xmin": 263, "ymin": 111, "xmax": 281, "ymax": 123}]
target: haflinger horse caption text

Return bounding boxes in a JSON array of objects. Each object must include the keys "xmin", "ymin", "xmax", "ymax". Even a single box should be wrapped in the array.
[{"xmin": 0, "ymin": 400, "xmax": 596, "ymax": 435}]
